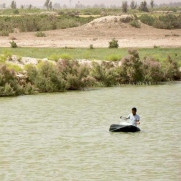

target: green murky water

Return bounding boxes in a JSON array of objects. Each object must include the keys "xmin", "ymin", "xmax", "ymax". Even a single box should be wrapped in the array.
[{"xmin": 0, "ymin": 82, "xmax": 181, "ymax": 181}]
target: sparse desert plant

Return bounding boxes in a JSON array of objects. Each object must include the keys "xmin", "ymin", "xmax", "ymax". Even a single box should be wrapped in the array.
[
  {"xmin": 35, "ymin": 31, "xmax": 46, "ymax": 37},
  {"xmin": 10, "ymin": 41, "xmax": 18, "ymax": 48},
  {"xmin": 130, "ymin": 20, "xmax": 141, "ymax": 28},
  {"xmin": 109, "ymin": 38, "xmax": 119, "ymax": 49}
]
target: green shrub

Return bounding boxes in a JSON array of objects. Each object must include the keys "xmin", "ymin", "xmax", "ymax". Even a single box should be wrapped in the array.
[
  {"xmin": 139, "ymin": 14, "xmax": 155, "ymax": 26},
  {"xmin": 163, "ymin": 56, "xmax": 181, "ymax": 81},
  {"xmin": 35, "ymin": 31, "xmax": 46, "ymax": 37},
  {"xmin": 58, "ymin": 60, "xmax": 93, "ymax": 90},
  {"xmin": 48, "ymin": 54, "xmax": 61, "ymax": 61},
  {"xmin": 106, "ymin": 54, "xmax": 122, "ymax": 61},
  {"xmin": 130, "ymin": 20, "xmax": 141, "ymax": 28},
  {"xmin": 60, "ymin": 54, "xmax": 72, "ymax": 60},
  {"xmin": 91, "ymin": 62, "xmax": 118, "ymax": 87},
  {"xmin": 0, "ymin": 51, "xmax": 12, "ymax": 63},
  {"xmin": 109, "ymin": 39, "xmax": 119, "ymax": 49},
  {"xmin": 119, "ymin": 49, "xmax": 144, "ymax": 84},
  {"xmin": 10, "ymin": 41, "xmax": 18, "ymax": 48},
  {"xmin": 0, "ymin": 65, "xmax": 24, "ymax": 96},
  {"xmin": 6, "ymin": 63, "xmax": 22, "ymax": 72}
]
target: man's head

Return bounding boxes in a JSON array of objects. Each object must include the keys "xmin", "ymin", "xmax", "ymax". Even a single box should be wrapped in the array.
[{"xmin": 132, "ymin": 107, "xmax": 137, "ymax": 115}]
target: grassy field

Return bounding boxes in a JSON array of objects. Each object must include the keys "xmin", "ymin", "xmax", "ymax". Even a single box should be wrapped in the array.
[{"xmin": 0, "ymin": 47, "xmax": 180, "ymax": 65}]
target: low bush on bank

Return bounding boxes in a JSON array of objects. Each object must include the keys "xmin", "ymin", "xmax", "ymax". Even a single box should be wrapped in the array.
[
  {"xmin": 109, "ymin": 39, "xmax": 119, "ymax": 48},
  {"xmin": 10, "ymin": 41, "xmax": 18, "ymax": 48},
  {"xmin": 0, "ymin": 50, "xmax": 180, "ymax": 96},
  {"xmin": 130, "ymin": 20, "xmax": 141, "ymax": 28},
  {"xmin": 35, "ymin": 31, "xmax": 46, "ymax": 37},
  {"xmin": 106, "ymin": 54, "xmax": 122, "ymax": 61}
]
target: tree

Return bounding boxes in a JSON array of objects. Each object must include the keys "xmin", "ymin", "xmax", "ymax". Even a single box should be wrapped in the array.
[
  {"xmin": 49, "ymin": 1, "xmax": 53, "ymax": 10},
  {"xmin": 139, "ymin": 1, "xmax": 149, "ymax": 12},
  {"xmin": 150, "ymin": 0, "xmax": 154, "ymax": 8},
  {"xmin": 122, "ymin": 1, "xmax": 128, "ymax": 13},
  {"xmin": 130, "ymin": 0, "xmax": 137, "ymax": 9},
  {"xmin": 21, "ymin": 5, "xmax": 24, "ymax": 9},
  {"xmin": 28, "ymin": 4, "xmax": 32, "ymax": 9},
  {"xmin": 11, "ymin": 1, "xmax": 17, "ymax": 9},
  {"xmin": 2, "ymin": 3, "xmax": 6, "ymax": 9}
]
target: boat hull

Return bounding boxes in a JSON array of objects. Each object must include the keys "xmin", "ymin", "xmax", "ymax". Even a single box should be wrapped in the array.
[{"xmin": 109, "ymin": 124, "xmax": 140, "ymax": 133}]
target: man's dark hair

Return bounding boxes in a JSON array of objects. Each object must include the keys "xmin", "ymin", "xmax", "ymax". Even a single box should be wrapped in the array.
[{"xmin": 132, "ymin": 107, "xmax": 137, "ymax": 112}]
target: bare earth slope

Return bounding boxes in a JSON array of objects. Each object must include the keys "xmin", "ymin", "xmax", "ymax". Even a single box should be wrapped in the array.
[{"xmin": 0, "ymin": 16, "xmax": 181, "ymax": 48}]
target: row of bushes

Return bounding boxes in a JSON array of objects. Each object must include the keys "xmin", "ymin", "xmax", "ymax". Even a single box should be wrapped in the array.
[
  {"xmin": 0, "ymin": 50, "xmax": 180, "ymax": 96},
  {"xmin": 139, "ymin": 14, "xmax": 181, "ymax": 29},
  {"xmin": 0, "ymin": 15, "xmax": 94, "ymax": 36}
]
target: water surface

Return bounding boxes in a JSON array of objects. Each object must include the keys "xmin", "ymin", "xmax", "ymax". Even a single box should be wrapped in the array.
[{"xmin": 0, "ymin": 83, "xmax": 181, "ymax": 181}]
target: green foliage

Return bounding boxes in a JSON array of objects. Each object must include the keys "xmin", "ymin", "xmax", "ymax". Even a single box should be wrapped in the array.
[
  {"xmin": 6, "ymin": 63, "xmax": 22, "ymax": 72},
  {"xmin": 0, "ymin": 50, "xmax": 12, "ymax": 63},
  {"xmin": 10, "ymin": 41, "xmax": 18, "ymax": 48},
  {"xmin": 106, "ymin": 54, "xmax": 122, "ymax": 61},
  {"xmin": 35, "ymin": 31, "xmax": 46, "ymax": 37},
  {"xmin": 109, "ymin": 39, "xmax": 119, "ymax": 49},
  {"xmin": 91, "ymin": 62, "xmax": 118, "ymax": 87},
  {"xmin": 130, "ymin": 20, "xmax": 141, "ymax": 28},
  {"xmin": 119, "ymin": 49, "xmax": 144, "ymax": 83},
  {"xmin": 139, "ymin": 14, "xmax": 155, "ymax": 26},
  {"xmin": 0, "ymin": 65, "xmax": 24, "ymax": 96},
  {"xmin": 60, "ymin": 54, "xmax": 72, "ymax": 60},
  {"xmin": 140, "ymin": 14, "xmax": 181, "ymax": 29}
]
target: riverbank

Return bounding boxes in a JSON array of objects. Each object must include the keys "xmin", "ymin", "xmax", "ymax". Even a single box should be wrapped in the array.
[
  {"xmin": 0, "ymin": 47, "xmax": 181, "ymax": 65},
  {"xmin": 0, "ymin": 49, "xmax": 180, "ymax": 97}
]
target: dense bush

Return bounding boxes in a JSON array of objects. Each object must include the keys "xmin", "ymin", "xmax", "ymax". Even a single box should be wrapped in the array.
[
  {"xmin": 119, "ymin": 49, "xmax": 144, "ymax": 83},
  {"xmin": 109, "ymin": 39, "xmax": 119, "ymax": 49},
  {"xmin": 0, "ymin": 65, "xmax": 24, "ymax": 96},
  {"xmin": 57, "ymin": 60, "xmax": 94, "ymax": 90},
  {"xmin": 91, "ymin": 62, "xmax": 118, "ymax": 87}
]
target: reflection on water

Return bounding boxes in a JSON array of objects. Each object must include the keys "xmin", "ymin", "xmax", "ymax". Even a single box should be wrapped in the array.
[{"xmin": 0, "ymin": 83, "xmax": 181, "ymax": 181}]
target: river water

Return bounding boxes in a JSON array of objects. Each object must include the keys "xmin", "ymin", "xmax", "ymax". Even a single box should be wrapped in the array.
[{"xmin": 0, "ymin": 82, "xmax": 181, "ymax": 181}]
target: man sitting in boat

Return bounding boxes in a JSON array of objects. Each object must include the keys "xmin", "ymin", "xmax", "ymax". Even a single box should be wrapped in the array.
[{"xmin": 121, "ymin": 107, "xmax": 140, "ymax": 127}]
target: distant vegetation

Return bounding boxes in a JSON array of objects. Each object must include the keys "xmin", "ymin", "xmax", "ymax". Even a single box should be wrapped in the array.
[
  {"xmin": 35, "ymin": 31, "xmax": 46, "ymax": 37},
  {"xmin": 0, "ymin": 15, "xmax": 94, "ymax": 36},
  {"xmin": 139, "ymin": 14, "xmax": 181, "ymax": 29}
]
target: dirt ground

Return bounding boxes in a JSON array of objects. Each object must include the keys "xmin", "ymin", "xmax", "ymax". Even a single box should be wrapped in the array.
[{"xmin": 1, "ymin": 16, "xmax": 181, "ymax": 48}]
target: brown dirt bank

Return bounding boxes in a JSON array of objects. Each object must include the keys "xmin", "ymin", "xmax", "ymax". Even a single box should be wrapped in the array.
[{"xmin": 0, "ymin": 16, "xmax": 181, "ymax": 48}]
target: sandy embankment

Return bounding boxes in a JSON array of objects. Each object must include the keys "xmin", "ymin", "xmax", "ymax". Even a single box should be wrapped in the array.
[{"xmin": 0, "ymin": 15, "xmax": 181, "ymax": 48}]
